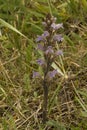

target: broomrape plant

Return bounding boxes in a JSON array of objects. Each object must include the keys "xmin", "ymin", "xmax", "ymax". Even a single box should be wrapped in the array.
[{"xmin": 33, "ymin": 14, "xmax": 64, "ymax": 124}]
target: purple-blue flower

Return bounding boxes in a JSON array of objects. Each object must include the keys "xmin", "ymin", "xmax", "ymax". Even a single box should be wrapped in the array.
[
  {"xmin": 36, "ymin": 35, "xmax": 44, "ymax": 42},
  {"xmin": 37, "ymin": 59, "xmax": 45, "ymax": 66},
  {"xmin": 55, "ymin": 50, "xmax": 63, "ymax": 56},
  {"xmin": 53, "ymin": 34, "xmax": 63, "ymax": 42},
  {"xmin": 45, "ymin": 46, "xmax": 54, "ymax": 55},
  {"xmin": 33, "ymin": 71, "xmax": 40, "ymax": 78},
  {"xmin": 47, "ymin": 69, "xmax": 58, "ymax": 79},
  {"xmin": 36, "ymin": 31, "xmax": 49, "ymax": 42},
  {"xmin": 42, "ymin": 31, "xmax": 49, "ymax": 37},
  {"xmin": 51, "ymin": 23, "xmax": 63, "ymax": 30}
]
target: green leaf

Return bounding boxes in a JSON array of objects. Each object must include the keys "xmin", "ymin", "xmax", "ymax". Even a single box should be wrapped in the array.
[
  {"xmin": 0, "ymin": 18, "xmax": 28, "ymax": 39},
  {"xmin": 47, "ymin": 120, "xmax": 66, "ymax": 130}
]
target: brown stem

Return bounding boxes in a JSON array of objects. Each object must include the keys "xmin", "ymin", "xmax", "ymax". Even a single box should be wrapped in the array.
[
  {"xmin": 42, "ymin": 79, "xmax": 48, "ymax": 124},
  {"xmin": 42, "ymin": 50, "xmax": 51, "ymax": 123}
]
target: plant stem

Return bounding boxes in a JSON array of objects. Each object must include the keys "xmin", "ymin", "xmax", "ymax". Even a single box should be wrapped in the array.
[{"xmin": 42, "ymin": 79, "xmax": 48, "ymax": 124}]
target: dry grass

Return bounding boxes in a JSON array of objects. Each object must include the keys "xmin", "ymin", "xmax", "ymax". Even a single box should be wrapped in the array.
[{"xmin": 0, "ymin": 0, "xmax": 87, "ymax": 130}]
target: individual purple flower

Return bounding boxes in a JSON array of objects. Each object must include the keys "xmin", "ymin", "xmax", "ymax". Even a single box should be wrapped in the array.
[
  {"xmin": 37, "ymin": 43, "xmax": 44, "ymax": 51},
  {"xmin": 36, "ymin": 31, "xmax": 49, "ymax": 42},
  {"xmin": 53, "ymin": 34, "xmax": 63, "ymax": 42},
  {"xmin": 55, "ymin": 50, "xmax": 63, "ymax": 56},
  {"xmin": 51, "ymin": 23, "xmax": 63, "ymax": 30},
  {"xmin": 45, "ymin": 46, "xmax": 54, "ymax": 55},
  {"xmin": 37, "ymin": 59, "xmax": 45, "ymax": 66},
  {"xmin": 36, "ymin": 35, "xmax": 45, "ymax": 42},
  {"xmin": 36, "ymin": 35, "xmax": 44, "ymax": 42},
  {"xmin": 47, "ymin": 69, "xmax": 58, "ymax": 79},
  {"xmin": 42, "ymin": 31, "xmax": 49, "ymax": 37},
  {"xmin": 33, "ymin": 71, "xmax": 40, "ymax": 78}
]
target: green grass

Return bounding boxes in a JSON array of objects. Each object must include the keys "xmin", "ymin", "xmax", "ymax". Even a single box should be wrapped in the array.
[{"xmin": 0, "ymin": 0, "xmax": 87, "ymax": 129}]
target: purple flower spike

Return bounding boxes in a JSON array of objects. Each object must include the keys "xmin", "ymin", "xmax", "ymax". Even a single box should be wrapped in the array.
[
  {"xmin": 51, "ymin": 23, "xmax": 63, "ymax": 30},
  {"xmin": 45, "ymin": 46, "xmax": 54, "ymax": 55},
  {"xmin": 37, "ymin": 43, "xmax": 44, "ymax": 51},
  {"xmin": 53, "ymin": 34, "xmax": 63, "ymax": 42},
  {"xmin": 33, "ymin": 71, "xmax": 40, "ymax": 78},
  {"xmin": 37, "ymin": 59, "xmax": 45, "ymax": 66},
  {"xmin": 55, "ymin": 50, "xmax": 63, "ymax": 56},
  {"xmin": 47, "ymin": 69, "xmax": 58, "ymax": 79}
]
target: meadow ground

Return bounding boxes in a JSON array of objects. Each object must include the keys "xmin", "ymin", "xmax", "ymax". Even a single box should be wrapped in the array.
[{"xmin": 0, "ymin": 0, "xmax": 87, "ymax": 130}]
